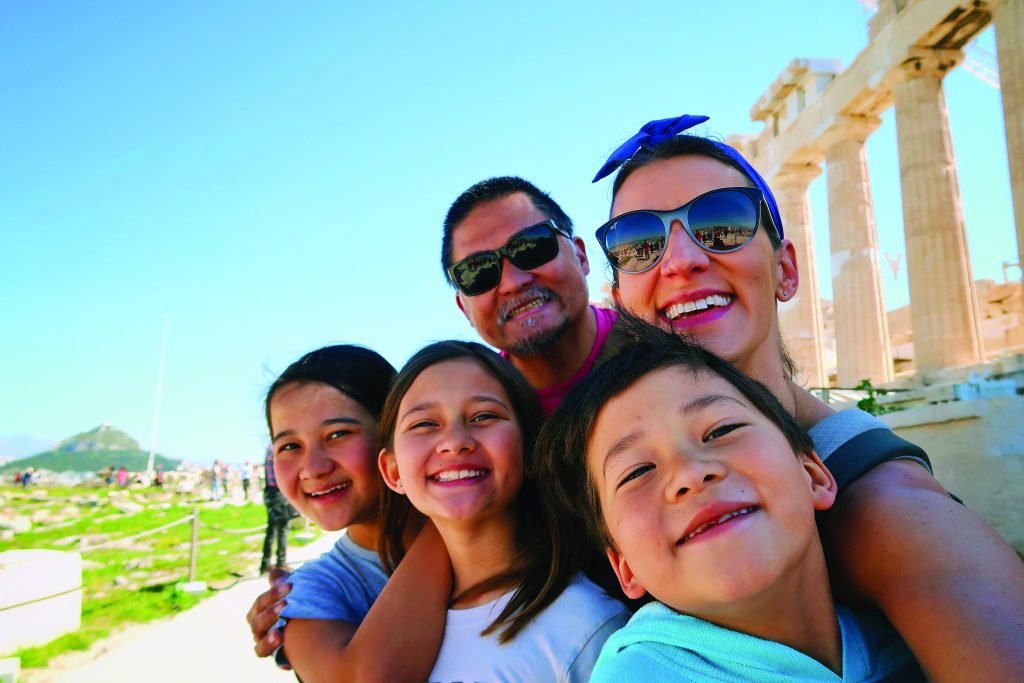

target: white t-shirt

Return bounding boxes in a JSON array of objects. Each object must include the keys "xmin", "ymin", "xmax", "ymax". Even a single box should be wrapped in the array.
[{"xmin": 428, "ymin": 573, "xmax": 630, "ymax": 683}]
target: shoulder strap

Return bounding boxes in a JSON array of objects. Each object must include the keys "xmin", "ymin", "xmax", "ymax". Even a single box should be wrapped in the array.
[{"xmin": 826, "ymin": 427, "xmax": 931, "ymax": 493}]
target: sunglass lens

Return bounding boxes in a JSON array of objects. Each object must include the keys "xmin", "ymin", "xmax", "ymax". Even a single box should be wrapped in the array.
[
  {"xmin": 603, "ymin": 213, "xmax": 666, "ymax": 273},
  {"xmin": 453, "ymin": 253, "xmax": 501, "ymax": 296},
  {"xmin": 507, "ymin": 226, "xmax": 560, "ymax": 270},
  {"xmin": 688, "ymin": 189, "xmax": 758, "ymax": 252}
]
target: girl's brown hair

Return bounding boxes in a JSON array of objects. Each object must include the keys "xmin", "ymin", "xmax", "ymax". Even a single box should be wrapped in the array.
[{"xmin": 377, "ymin": 340, "xmax": 574, "ymax": 643}]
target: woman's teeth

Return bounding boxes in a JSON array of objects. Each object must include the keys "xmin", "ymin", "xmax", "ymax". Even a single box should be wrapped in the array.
[
  {"xmin": 665, "ymin": 294, "xmax": 732, "ymax": 320},
  {"xmin": 307, "ymin": 482, "xmax": 350, "ymax": 497},
  {"xmin": 432, "ymin": 469, "xmax": 486, "ymax": 482}
]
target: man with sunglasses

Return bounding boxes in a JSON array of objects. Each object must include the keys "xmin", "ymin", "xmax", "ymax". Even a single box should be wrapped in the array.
[{"xmin": 442, "ymin": 176, "xmax": 617, "ymax": 416}]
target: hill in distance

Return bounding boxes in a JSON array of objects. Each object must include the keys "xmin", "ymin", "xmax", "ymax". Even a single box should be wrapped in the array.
[{"xmin": 0, "ymin": 424, "xmax": 180, "ymax": 474}]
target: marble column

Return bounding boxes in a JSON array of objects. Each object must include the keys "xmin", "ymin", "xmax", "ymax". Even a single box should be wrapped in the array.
[
  {"xmin": 773, "ymin": 164, "xmax": 828, "ymax": 387},
  {"xmin": 993, "ymin": 0, "xmax": 1024, "ymax": 291},
  {"xmin": 821, "ymin": 116, "xmax": 894, "ymax": 387},
  {"xmin": 892, "ymin": 49, "xmax": 984, "ymax": 374}
]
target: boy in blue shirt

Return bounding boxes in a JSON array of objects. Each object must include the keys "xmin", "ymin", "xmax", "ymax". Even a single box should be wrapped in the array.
[{"xmin": 538, "ymin": 317, "xmax": 924, "ymax": 682}]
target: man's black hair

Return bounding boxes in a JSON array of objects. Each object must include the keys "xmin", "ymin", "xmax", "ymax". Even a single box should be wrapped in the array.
[{"xmin": 442, "ymin": 176, "xmax": 574, "ymax": 285}]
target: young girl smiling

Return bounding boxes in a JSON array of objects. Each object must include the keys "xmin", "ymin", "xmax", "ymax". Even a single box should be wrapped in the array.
[
  {"xmin": 377, "ymin": 341, "xmax": 628, "ymax": 682},
  {"xmin": 250, "ymin": 344, "xmax": 450, "ymax": 683}
]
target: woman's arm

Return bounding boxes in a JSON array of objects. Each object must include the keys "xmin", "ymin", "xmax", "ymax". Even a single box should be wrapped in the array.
[
  {"xmin": 283, "ymin": 522, "xmax": 452, "ymax": 683},
  {"xmin": 821, "ymin": 459, "xmax": 1024, "ymax": 682}
]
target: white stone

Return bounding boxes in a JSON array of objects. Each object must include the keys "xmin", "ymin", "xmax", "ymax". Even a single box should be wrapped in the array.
[{"xmin": 0, "ymin": 550, "xmax": 82, "ymax": 656}]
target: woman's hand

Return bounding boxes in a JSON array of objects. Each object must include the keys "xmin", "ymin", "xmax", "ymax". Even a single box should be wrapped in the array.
[{"xmin": 246, "ymin": 567, "xmax": 292, "ymax": 658}]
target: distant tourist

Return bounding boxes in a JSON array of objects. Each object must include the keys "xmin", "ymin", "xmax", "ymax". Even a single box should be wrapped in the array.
[
  {"xmin": 210, "ymin": 460, "xmax": 223, "ymax": 501},
  {"xmin": 259, "ymin": 446, "xmax": 294, "ymax": 574},
  {"xmin": 153, "ymin": 464, "xmax": 165, "ymax": 488},
  {"xmin": 115, "ymin": 466, "xmax": 128, "ymax": 488},
  {"xmin": 241, "ymin": 461, "xmax": 252, "ymax": 501}
]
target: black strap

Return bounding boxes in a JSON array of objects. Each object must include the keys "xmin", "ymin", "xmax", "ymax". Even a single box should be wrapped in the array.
[{"xmin": 826, "ymin": 427, "xmax": 931, "ymax": 493}]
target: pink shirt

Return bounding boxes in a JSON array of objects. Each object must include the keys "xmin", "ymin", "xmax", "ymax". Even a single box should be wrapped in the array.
[{"xmin": 510, "ymin": 305, "xmax": 618, "ymax": 417}]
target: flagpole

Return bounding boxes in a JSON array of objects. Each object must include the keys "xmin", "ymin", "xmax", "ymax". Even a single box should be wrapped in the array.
[{"xmin": 146, "ymin": 315, "xmax": 169, "ymax": 477}]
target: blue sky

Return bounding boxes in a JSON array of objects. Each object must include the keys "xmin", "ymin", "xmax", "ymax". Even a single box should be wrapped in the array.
[{"xmin": 1, "ymin": 1, "xmax": 1014, "ymax": 464}]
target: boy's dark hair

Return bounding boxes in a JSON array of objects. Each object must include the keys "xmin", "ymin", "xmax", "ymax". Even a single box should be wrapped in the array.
[
  {"xmin": 377, "ymin": 340, "xmax": 573, "ymax": 643},
  {"xmin": 441, "ymin": 176, "xmax": 575, "ymax": 285},
  {"xmin": 536, "ymin": 311, "xmax": 814, "ymax": 552}
]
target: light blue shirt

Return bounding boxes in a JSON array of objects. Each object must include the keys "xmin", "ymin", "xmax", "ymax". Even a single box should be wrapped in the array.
[
  {"xmin": 279, "ymin": 531, "xmax": 387, "ymax": 625},
  {"xmin": 591, "ymin": 601, "xmax": 924, "ymax": 682}
]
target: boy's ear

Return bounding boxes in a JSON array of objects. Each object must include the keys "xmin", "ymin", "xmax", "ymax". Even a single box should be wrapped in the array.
[
  {"xmin": 607, "ymin": 547, "xmax": 648, "ymax": 600},
  {"xmin": 801, "ymin": 450, "xmax": 837, "ymax": 511},
  {"xmin": 378, "ymin": 447, "xmax": 406, "ymax": 495}
]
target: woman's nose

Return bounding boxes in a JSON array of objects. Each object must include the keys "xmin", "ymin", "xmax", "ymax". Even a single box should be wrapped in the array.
[{"xmin": 660, "ymin": 222, "xmax": 711, "ymax": 278}]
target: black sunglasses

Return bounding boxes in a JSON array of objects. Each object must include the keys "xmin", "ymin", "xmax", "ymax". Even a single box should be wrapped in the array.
[
  {"xmin": 448, "ymin": 220, "xmax": 569, "ymax": 296},
  {"xmin": 595, "ymin": 187, "xmax": 765, "ymax": 274}
]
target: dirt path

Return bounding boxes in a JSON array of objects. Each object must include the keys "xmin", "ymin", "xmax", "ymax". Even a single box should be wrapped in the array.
[{"xmin": 28, "ymin": 531, "xmax": 343, "ymax": 683}]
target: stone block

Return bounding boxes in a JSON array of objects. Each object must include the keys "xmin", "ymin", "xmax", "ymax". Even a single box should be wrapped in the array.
[
  {"xmin": 0, "ymin": 657, "xmax": 19, "ymax": 683},
  {"xmin": 883, "ymin": 396, "xmax": 1024, "ymax": 554},
  {"xmin": 0, "ymin": 550, "xmax": 82, "ymax": 655}
]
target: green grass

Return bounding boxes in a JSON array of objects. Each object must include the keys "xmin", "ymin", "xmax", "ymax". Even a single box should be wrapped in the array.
[{"xmin": 1, "ymin": 483, "xmax": 319, "ymax": 668}]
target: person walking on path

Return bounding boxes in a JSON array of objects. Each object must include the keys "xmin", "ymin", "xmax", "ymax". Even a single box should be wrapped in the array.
[
  {"xmin": 241, "ymin": 461, "xmax": 252, "ymax": 501},
  {"xmin": 210, "ymin": 460, "xmax": 223, "ymax": 501},
  {"xmin": 260, "ymin": 446, "xmax": 292, "ymax": 573}
]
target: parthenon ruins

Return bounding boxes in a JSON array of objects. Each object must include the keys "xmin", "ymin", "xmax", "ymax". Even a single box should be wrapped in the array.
[{"xmin": 726, "ymin": 0, "xmax": 1022, "ymax": 387}]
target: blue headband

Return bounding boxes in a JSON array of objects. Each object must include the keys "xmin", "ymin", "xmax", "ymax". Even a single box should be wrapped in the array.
[{"xmin": 592, "ymin": 114, "xmax": 785, "ymax": 240}]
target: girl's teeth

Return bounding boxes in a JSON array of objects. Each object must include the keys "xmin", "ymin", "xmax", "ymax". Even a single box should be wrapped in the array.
[
  {"xmin": 434, "ymin": 469, "xmax": 486, "ymax": 482},
  {"xmin": 308, "ymin": 482, "xmax": 350, "ymax": 497}
]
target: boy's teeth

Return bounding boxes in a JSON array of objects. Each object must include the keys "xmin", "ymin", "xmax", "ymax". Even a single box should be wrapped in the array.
[
  {"xmin": 433, "ymin": 469, "xmax": 486, "ymax": 482},
  {"xmin": 308, "ymin": 482, "xmax": 350, "ymax": 497},
  {"xmin": 666, "ymin": 294, "xmax": 732, "ymax": 320},
  {"xmin": 680, "ymin": 506, "xmax": 757, "ymax": 544}
]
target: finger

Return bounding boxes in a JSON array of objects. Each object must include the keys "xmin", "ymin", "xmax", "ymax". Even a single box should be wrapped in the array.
[
  {"xmin": 269, "ymin": 567, "xmax": 291, "ymax": 586},
  {"xmin": 251, "ymin": 601, "xmax": 287, "ymax": 642},
  {"xmin": 254, "ymin": 628, "xmax": 282, "ymax": 658},
  {"xmin": 247, "ymin": 591, "xmax": 273, "ymax": 628},
  {"xmin": 247, "ymin": 582, "xmax": 289, "ymax": 627}
]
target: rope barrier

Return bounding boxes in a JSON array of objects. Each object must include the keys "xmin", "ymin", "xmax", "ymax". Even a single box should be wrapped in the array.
[
  {"xmin": 78, "ymin": 513, "xmax": 195, "ymax": 552},
  {"xmin": 0, "ymin": 585, "xmax": 83, "ymax": 613},
  {"xmin": 197, "ymin": 524, "xmax": 264, "ymax": 532}
]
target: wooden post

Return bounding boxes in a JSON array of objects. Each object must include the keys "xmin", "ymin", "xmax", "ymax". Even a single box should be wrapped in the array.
[{"xmin": 188, "ymin": 507, "xmax": 199, "ymax": 582}]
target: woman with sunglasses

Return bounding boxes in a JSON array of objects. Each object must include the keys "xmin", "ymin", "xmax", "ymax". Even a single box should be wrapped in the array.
[{"xmin": 591, "ymin": 115, "xmax": 1024, "ymax": 681}]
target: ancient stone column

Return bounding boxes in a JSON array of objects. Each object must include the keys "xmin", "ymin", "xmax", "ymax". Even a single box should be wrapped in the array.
[
  {"xmin": 892, "ymin": 49, "xmax": 984, "ymax": 374},
  {"xmin": 773, "ymin": 164, "xmax": 828, "ymax": 387},
  {"xmin": 993, "ymin": 0, "xmax": 1024, "ymax": 291},
  {"xmin": 821, "ymin": 116, "xmax": 894, "ymax": 387}
]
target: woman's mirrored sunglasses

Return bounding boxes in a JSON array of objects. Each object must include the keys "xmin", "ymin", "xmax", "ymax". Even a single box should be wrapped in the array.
[
  {"xmin": 595, "ymin": 186, "xmax": 766, "ymax": 274},
  {"xmin": 448, "ymin": 220, "xmax": 569, "ymax": 296}
]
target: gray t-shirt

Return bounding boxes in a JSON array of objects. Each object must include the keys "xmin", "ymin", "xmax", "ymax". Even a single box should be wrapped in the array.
[{"xmin": 280, "ymin": 531, "xmax": 388, "ymax": 625}]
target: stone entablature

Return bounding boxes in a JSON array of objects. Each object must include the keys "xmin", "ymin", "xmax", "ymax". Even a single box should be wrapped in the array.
[{"xmin": 732, "ymin": 0, "xmax": 1021, "ymax": 386}]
